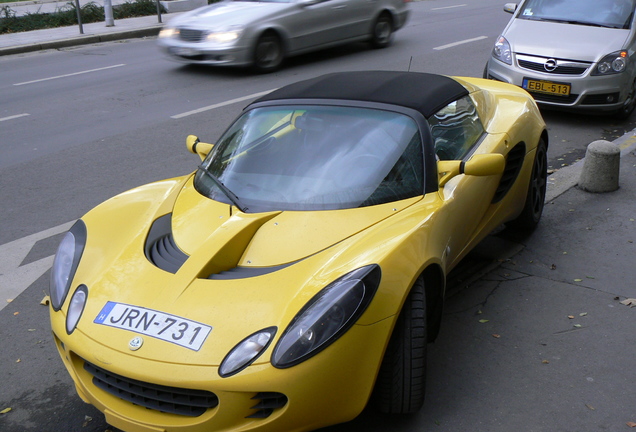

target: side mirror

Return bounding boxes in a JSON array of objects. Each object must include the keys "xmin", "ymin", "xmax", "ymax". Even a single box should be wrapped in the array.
[
  {"xmin": 186, "ymin": 135, "xmax": 214, "ymax": 161},
  {"xmin": 438, "ymin": 153, "xmax": 505, "ymax": 187},
  {"xmin": 503, "ymin": 3, "xmax": 517, "ymax": 14}
]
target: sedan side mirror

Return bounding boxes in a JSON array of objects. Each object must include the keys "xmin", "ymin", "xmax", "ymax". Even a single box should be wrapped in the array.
[
  {"xmin": 438, "ymin": 153, "xmax": 505, "ymax": 187},
  {"xmin": 503, "ymin": 3, "xmax": 517, "ymax": 14},
  {"xmin": 186, "ymin": 135, "xmax": 214, "ymax": 161}
]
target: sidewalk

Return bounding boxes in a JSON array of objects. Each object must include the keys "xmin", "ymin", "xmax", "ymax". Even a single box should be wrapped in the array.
[{"xmin": 0, "ymin": 0, "xmax": 178, "ymax": 56}]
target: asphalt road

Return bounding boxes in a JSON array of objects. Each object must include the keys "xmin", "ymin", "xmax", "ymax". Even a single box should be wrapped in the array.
[{"xmin": 1, "ymin": 0, "xmax": 635, "ymax": 431}]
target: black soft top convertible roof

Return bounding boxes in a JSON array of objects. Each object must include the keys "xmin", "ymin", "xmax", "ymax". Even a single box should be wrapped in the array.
[{"xmin": 252, "ymin": 71, "xmax": 469, "ymax": 119}]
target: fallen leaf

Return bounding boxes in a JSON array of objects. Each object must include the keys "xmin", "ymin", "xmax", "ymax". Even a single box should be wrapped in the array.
[
  {"xmin": 0, "ymin": 407, "xmax": 11, "ymax": 414},
  {"xmin": 574, "ymin": 324, "xmax": 582, "ymax": 328},
  {"xmin": 492, "ymin": 334, "xmax": 501, "ymax": 338},
  {"xmin": 542, "ymin": 360, "xmax": 550, "ymax": 364},
  {"xmin": 13, "ymin": 312, "xmax": 19, "ymax": 316},
  {"xmin": 6, "ymin": 299, "xmax": 12, "ymax": 303},
  {"xmin": 15, "ymin": 359, "xmax": 20, "ymax": 363},
  {"xmin": 479, "ymin": 319, "xmax": 489, "ymax": 323},
  {"xmin": 574, "ymin": 278, "xmax": 583, "ymax": 282},
  {"xmin": 568, "ymin": 315, "xmax": 575, "ymax": 319},
  {"xmin": 585, "ymin": 404, "xmax": 595, "ymax": 410},
  {"xmin": 580, "ymin": 312, "xmax": 588, "ymax": 317},
  {"xmin": 627, "ymin": 422, "xmax": 636, "ymax": 428},
  {"xmin": 550, "ymin": 264, "xmax": 557, "ymax": 270},
  {"xmin": 28, "ymin": 329, "xmax": 36, "ymax": 332},
  {"xmin": 40, "ymin": 296, "xmax": 50, "ymax": 306},
  {"xmin": 620, "ymin": 298, "xmax": 636, "ymax": 307}
]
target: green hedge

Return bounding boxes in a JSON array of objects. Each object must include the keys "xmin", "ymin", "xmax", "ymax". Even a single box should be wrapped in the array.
[{"xmin": 0, "ymin": 0, "xmax": 164, "ymax": 34}]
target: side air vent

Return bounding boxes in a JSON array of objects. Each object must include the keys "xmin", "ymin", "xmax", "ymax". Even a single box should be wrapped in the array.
[
  {"xmin": 246, "ymin": 392, "xmax": 288, "ymax": 419},
  {"xmin": 492, "ymin": 142, "xmax": 526, "ymax": 203},
  {"xmin": 208, "ymin": 263, "xmax": 293, "ymax": 280},
  {"xmin": 145, "ymin": 213, "xmax": 188, "ymax": 273}
]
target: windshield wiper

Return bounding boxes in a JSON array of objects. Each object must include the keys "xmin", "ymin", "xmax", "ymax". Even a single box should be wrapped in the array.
[
  {"xmin": 197, "ymin": 166, "xmax": 249, "ymax": 213},
  {"xmin": 533, "ymin": 17, "xmax": 618, "ymax": 28}
]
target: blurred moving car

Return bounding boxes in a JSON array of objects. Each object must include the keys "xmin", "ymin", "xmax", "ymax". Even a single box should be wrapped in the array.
[
  {"xmin": 157, "ymin": 0, "xmax": 410, "ymax": 72},
  {"xmin": 50, "ymin": 71, "xmax": 548, "ymax": 432},
  {"xmin": 485, "ymin": 0, "xmax": 636, "ymax": 118}
]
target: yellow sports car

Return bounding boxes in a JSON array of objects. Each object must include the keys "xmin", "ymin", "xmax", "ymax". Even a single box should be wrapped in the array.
[{"xmin": 49, "ymin": 71, "xmax": 548, "ymax": 432}]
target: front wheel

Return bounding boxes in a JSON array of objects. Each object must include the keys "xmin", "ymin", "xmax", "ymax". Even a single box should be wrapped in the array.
[
  {"xmin": 372, "ymin": 276, "xmax": 427, "ymax": 414},
  {"xmin": 253, "ymin": 33, "xmax": 284, "ymax": 73},
  {"xmin": 508, "ymin": 138, "xmax": 547, "ymax": 232},
  {"xmin": 615, "ymin": 78, "xmax": 636, "ymax": 120},
  {"xmin": 370, "ymin": 14, "xmax": 393, "ymax": 49}
]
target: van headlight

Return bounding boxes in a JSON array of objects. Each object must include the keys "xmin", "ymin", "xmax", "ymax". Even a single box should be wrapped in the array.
[
  {"xmin": 493, "ymin": 35, "xmax": 512, "ymax": 65},
  {"xmin": 593, "ymin": 51, "xmax": 629, "ymax": 75}
]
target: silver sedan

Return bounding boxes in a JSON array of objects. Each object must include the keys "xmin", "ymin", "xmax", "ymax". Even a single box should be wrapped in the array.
[
  {"xmin": 485, "ymin": 0, "xmax": 636, "ymax": 118},
  {"xmin": 157, "ymin": 0, "xmax": 410, "ymax": 72}
]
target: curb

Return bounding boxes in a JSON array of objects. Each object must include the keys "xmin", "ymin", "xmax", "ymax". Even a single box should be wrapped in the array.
[
  {"xmin": 0, "ymin": 26, "xmax": 161, "ymax": 56},
  {"xmin": 545, "ymin": 126, "xmax": 636, "ymax": 202}
]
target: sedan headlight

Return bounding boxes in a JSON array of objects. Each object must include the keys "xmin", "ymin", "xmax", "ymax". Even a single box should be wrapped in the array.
[
  {"xmin": 158, "ymin": 27, "xmax": 179, "ymax": 39},
  {"xmin": 50, "ymin": 221, "xmax": 86, "ymax": 311},
  {"xmin": 492, "ymin": 35, "xmax": 512, "ymax": 65},
  {"xmin": 206, "ymin": 29, "xmax": 242, "ymax": 44},
  {"xmin": 219, "ymin": 327, "xmax": 277, "ymax": 377},
  {"xmin": 272, "ymin": 264, "xmax": 381, "ymax": 369},
  {"xmin": 593, "ymin": 50, "xmax": 629, "ymax": 75}
]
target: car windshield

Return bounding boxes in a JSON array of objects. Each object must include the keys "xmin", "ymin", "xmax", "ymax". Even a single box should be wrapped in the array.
[
  {"xmin": 518, "ymin": 0, "xmax": 636, "ymax": 29},
  {"xmin": 194, "ymin": 105, "xmax": 424, "ymax": 212}
]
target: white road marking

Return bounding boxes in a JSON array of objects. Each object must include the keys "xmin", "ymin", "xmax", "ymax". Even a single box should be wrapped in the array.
[
  {"xmin": 434, "ymin": 36, "xmax": 488, "ymax": 51},
  {"xmin": 432, "ymin": 4, "xmax": 467, "ymax": 10},
  {"xmin": 13, "ymin": 64, "xmax": 126, "ymax": 86},
  {"xmin": 0, "ymin": 113, "xmax": 30, "ymax": 122},
  {"xmin": 171, "ymin": 89, "xmax": 276, "ymax": 119},
  {"xmin": 0, "ymin": 221, "xmax": 75, "ymax": 312}
]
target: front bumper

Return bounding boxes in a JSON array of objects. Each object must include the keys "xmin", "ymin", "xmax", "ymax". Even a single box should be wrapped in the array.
[
  {"xmin": 486, "ymin": 55, "xmax": 632, "ymax": 113},
  {"xmin": 51, "ymin": 310, "xmax": 393, "ymax": 432},
  {"xmin": 157, "ymin": 38, "xmax": 253, "ymax": 66}
]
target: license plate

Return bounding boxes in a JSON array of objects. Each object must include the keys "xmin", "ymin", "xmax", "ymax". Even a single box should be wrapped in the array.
[
  {"xmin": 523, "ymin": 78, "xmax": 571, "ymax": 96},
  {"xmin": 172, "ymin": 47, "xmax": 198, "ymax": 57},
  {"xmin": 94, "ymin": 302, "xmax": 212, "ymax": 351}
]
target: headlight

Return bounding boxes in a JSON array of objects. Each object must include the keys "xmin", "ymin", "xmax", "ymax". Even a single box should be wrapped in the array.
[
  {"xmin": 158, "ymin": 27, "xmax": 179, "ymax": 38},
  {"xmin": 272, "ymin": 264, "xmax": 381, "ymax": 369},
  {"xmin": 50, "ymin": 220, "xmax": 86, "ymax": 311},
  {"xmin": 492, "ymin": 35, "xmax": 512, "ymax": 65},
  {"xmin": 206, "ymin": 29, "xmax": 242, "ymax": 43},
  {"xmin": 593, "ymin": 50, "xmax": 629, "ymax": 75},
  {"xmin": 219, "ymin": 327, "xmax": 277, "ymax": 377},
  {"xmin": 66, "ymin": 285, "xmax": 88, "ymax": 334}
]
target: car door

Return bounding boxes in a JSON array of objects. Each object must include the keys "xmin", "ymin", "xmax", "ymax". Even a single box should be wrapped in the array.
[
  {"xmin": 285, "ymin": 0, "xmax": 355, "ymax": 52},
  {"xmin": 429, "ymin": 96, "xmax": 503, "ymax": 270}
]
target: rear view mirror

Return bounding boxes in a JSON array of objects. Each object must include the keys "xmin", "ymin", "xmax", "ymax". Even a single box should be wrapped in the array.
[
  {"xmin": 186, "ymin": 135, "xmax": 214, "ymax": 161},
  {"xmin": 438, "ymin": 153, "xmax": 505, "ymax": 186}
]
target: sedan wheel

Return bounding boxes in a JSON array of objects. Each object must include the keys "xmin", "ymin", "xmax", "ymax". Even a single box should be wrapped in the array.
[
  {"xmin": 372, "ymin": 276, "xmax": 427, "ymax": 413},
  {"xmin": 370, "ymin": 14, "xmax": 393, "ymax": 49},
  {"xmin": 508, "ymin": 139, "xmax": 547, "ymax": 231},
  {"xmin": 253, "ymin": 34, "xmax": 284, "ymax": 73}
]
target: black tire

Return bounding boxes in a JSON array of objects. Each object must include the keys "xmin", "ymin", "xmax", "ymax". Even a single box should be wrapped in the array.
[
  {"xmin": 483, "ymin": 61, "xmax": 489, "ymax": 79},
  {"xmin": 253, "ymin": 33, "xmax": 284, "ymax": 73},
  {"xmin": 372, "ymin": 276, "xmax": 427, "ymax": 414},
  {"xmin": 508, "ymin": 138, "xmax": 547, "ymax": 231},
  {"xmin": 615, "ymin": 78, "xmax": 636, "ymax": 120},
  {"xmin": 370, "ymin": 13, "xmax": 393, "ymax": 49}
]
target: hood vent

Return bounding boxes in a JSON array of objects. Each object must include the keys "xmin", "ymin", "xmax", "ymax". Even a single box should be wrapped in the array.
[
  {"xmin": 145, "ymin": 214, "xmax": 188, "ymax": 273},
  {"xmin": 208, "ymin": 263, "xmax": 293, "ymax": 280}
]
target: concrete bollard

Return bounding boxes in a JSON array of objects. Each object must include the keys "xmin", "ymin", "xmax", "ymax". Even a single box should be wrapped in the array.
[{"xmin": 578, "ymin": 140, "xmax": 620, "ymax": 193}]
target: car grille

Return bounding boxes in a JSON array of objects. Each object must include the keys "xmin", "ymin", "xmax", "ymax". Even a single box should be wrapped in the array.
[
  {"xmin": 179, "ymin": 28, "xmax": 207, "ymax": 42},
  {"xmin": 530, "ymin": 92, "xmax": 579, "ymax": 104},
  {"xmin": 517, "ymin": 54, "xmax": 590, "ymax": 76},
  {"xmin": 84, "ymin": 361, "xmax": 219, "ymax": 417},
  {"xmin": 247, "ymin": 392, "xmax": 288, "ymax": 418},
  {"xmin": 581, "ymin": 92, "xmax": 621, "ymax": 105}
]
